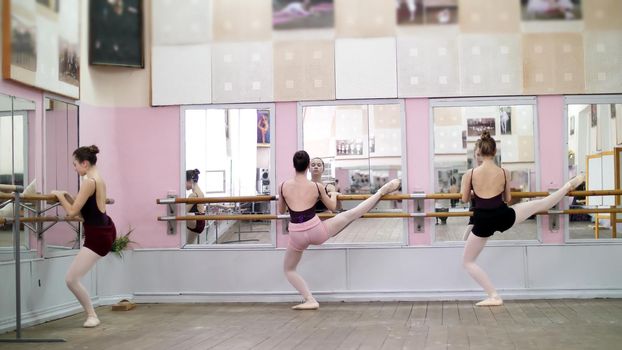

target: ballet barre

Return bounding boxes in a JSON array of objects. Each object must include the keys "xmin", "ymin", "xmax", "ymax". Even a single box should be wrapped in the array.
[
  {"xmin": 158, "ymin": 189, "xmax": 622, "ymax": 234},
  {"xmin": 158, "ymin": 207, "xmax": 622, "ymax": 222},
  {"xmin": 156, "ymin": 189, "xmax": 622, "ymax": 204}
]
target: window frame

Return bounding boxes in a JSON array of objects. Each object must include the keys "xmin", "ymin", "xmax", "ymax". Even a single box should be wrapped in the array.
[
  {"xmin": 297, "ymin": 99, "xmax": 409, "ymax": 249},
  {"xmin": 564, "ymin": 94, "xmax": 622, "ymax": 244},
  {"xmin": 0, "ymin": 94, "xmax": 32, "ymax": 258},
  {"xmin": 429, "ymin": 96, "xmax": 542, "ymax": 246},
  {"xmin": 180, "ymin": 103, "xmax": 277, "ymax": 249},
  {"xmin": 41, "ymin": 93, "xmax": 81, "ymax": 258}
]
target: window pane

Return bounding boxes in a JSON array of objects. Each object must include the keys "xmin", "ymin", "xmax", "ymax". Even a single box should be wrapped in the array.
[
  {"xmin": 567, "ymin": 102, "xmax": 622, "ymax": 240},
  {"xmin": 302, "ymin": 102, "xmax": 404, "ymax": 245},
  {"xmin": 432, "ymin": 102, "xmax": 537, "ymax": 241},
  {"xmin": 184, "ymin": 107, "xmax": 273, "ymax": 246}
]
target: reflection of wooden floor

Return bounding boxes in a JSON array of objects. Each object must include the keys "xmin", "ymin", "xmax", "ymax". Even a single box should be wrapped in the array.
[
  {"xmin": 435, "ymin": 216, "xmax": 615, "ymax": 241},
  {"xmin": 3, "ymin": 300, "xmax": 622, "ymax": 349},
  {"xmin": 211, "ymin": 216, "xmax": 613, "ymax": 245},
  {"xmin": 0, "ymin": 229, "xmax": 28, "ymax": 248},
  {"xmin": 217, "ymin": 221, "xmax": 271, "ymax": 244}
]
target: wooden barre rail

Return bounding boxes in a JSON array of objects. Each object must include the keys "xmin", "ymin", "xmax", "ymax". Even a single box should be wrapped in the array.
[
  {"xmin": 157, "ymin": 208, "xmax": 622, "ymax": 221},
  {"xmin": 0, "ymin": 184, "xmax": 23, "ymax": 192},
  {"xmin": 0, "ymin": 216, "xmax": 83, "ymax": 224},
  {"xmin": 0, "ymin": 193, "xmax": 115, "ymax": 204},
  {"xmin": 157, "ymin": 190, "xmax": 622, "ymax": 204}
]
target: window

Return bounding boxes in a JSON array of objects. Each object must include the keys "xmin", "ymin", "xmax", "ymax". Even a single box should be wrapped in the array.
[
  {"xmin": 300, "ymin": 101, "xmax": 406, "ymax": 245},
  {"xmin": 183, "ymin": 105, "xmax": 275, "ymax": 246},
  {"xmin": 431, "ymin": 98, "xmax": 537, "ymax": 242},
  {"xmin": 43, "ymin": 97, "xmax": 80, "ymax": 256},
  {"xmin": 566, "ymin": 95, "xmax": 622, "ymax": 241},
  {"xmin": 0, "ymin": 94, "xmax": 33, "ymax": 257}
]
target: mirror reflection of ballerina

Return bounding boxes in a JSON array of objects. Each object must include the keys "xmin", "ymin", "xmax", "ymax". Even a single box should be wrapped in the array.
[
  {"xmin": 309, "ymin": 157, "xmax": 338, "ymax": 213},
  {"xmin": 185, "ymin": 169, "xmax": 205, "ymax": 245}
]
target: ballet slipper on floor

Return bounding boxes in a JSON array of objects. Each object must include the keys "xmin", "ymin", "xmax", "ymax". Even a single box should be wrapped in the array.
[
  {"xmin": 83, "ymin": 316, "xmax": 100, "ymax": 328},
  {"xmin": 292, "ymin": 300, "xmax": 319, "ymax": 310},
  {"xmin": 475, "ymin": 296, "xmax": 503, "ymax": 307}
]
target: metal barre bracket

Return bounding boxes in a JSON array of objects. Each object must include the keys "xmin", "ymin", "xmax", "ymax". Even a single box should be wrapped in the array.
[
  {"xmin": 166, "ymin": 194, "xmax": 177, "ymax": 235},
  {"xmin": 413, "ymin": 191, "xmax": 425, "ymax": 232},
  {"xmin": 548, "ymin": 188, "xmax": 559, "ymax": 231}
]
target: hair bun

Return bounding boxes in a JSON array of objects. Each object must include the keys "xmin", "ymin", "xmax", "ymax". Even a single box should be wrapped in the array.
[
  {"xmin": 194, "ymin": 169, "xmax": 200, "ymax": 175},
  {"xmin": 480, "ymin": 130, "xmax": 491, "ymax": 140},
  {"xmin": 88, "ymin": 145, "xmax": 100, "ymax": 154}
]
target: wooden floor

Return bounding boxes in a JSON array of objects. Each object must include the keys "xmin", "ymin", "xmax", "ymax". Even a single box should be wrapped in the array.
[{"xmin": 2, "ymin": 300, "xmax": 622, "ymax": 349}]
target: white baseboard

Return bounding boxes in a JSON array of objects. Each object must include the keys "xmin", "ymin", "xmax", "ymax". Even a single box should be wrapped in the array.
[{"xmin": 131, "ymin": 288, "xmax": 622, "ymax": 303}]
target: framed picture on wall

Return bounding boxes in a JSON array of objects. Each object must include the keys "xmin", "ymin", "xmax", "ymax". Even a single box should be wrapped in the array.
[
  {"xmin": 89, "ymin": 0, "xmax": 144, "ymax": 68},
  {"xmin": 499, "ymin": 107, "xmax": 512, "ymax": 135},
  {"xmin": 2, "ymin": 0, "xmax": 80, "ymax": 99},
  {"xmin": 273, "ymin": 0, "xmax": 334, "ymax": 30},
  {"xmin": 520, "ymin": 0, "xmax": 582, "ymax": 21},
  {"xmin": 616, "ymin": 105, "xmax": 622, "ymax": 145},
  {"xmin": 256, "ymin": 110, "xmax": 271, "ymax": 146},
  {"xmin": 467, "ymin": 118, "xmax": 495, "ymax": 137},
  {"xmin": 397, "ymin": 0, "xmax": 459, "ymax": 26}
]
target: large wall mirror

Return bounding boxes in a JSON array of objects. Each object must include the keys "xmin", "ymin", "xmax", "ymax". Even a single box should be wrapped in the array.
[
  {"xmin": 0, "ymin": 94, "xmax": 34, "ymax": 260},
  {"xmin": 431, "ymin": 98, "xmax": 537, "ymax": 242},
  {"xmin": 300, "ymin": 101, "xmax": 406, "ymax": 245},
  {"xmin": 43, "ymin": 97, "xmax": 80, "ymax": 256},
  {"xmin": 566, "ymin": 95, "xmax": 622, "ymax": 240},
  {"xmin": 183, "ymin": 105, "xmax": 275, "ymax": 246}
]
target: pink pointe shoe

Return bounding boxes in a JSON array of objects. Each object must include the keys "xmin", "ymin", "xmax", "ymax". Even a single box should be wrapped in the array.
[
  {"xmin": 292, "ymin": 300, "xmax": 319, "ymax": 310},
  {"xmin": 566, "ymin": 173, "xmax": 585, "ymax": 191},
  {"xmin": 380, "ymin": 179, "xmax": 401, "ymax": 195},
  {"xmin": 83, "ymin": 316, "xmax": 100, "ymax": 328},
  {"xmin": 475, "ymin": 295, "xmax": 503, "ymax": 307}
]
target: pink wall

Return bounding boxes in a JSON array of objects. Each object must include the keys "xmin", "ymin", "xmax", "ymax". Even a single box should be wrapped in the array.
[
  {"xmin": 537, "ymin": 96, "xmax": 565, "ymax": 244},
  {"xmin": 80, "ymin": 104, "xmax": 181, "ymax": 248},
  {"xmin": 274, "ymin": 102, "xmax": 298, "ymax": 248},
  {"xmin": 405, "ymin": 98, "xmax": 432, "ymax": 245}
]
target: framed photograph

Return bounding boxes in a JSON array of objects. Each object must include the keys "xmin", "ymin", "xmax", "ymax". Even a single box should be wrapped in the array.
[
  {"xmin": 467, "ymin": 118, "xmax": 495, "ymax": 137},
  {"xmin": 2, "ymin": 0, "xmax": 80, "ymax": 98},
  {"xmin": 569, "ymin": 115, "xmax": 575, "ymax": 136},
  {"xmin": 462, "ymin": 130, "xmax": 467, "ymax": 149},
  {"xmin": 499, "ymin": 107, "xmax": 512, "ymax": 135},
  {"xmin": 510, "ymin": 170, "xmax": 530, "ymax": 192},
  {"xmin": 397, "ymin": 0, "xmax": 458, "ymax": 26},
  {"xmin": 59, "ymin": 39, "xmax": 80, "ymax": 87},
  {"xmin": 203, "ymin": 170, "xmax": 226, "ymax": 194},
  {"xmin": 521, "ymin": 0, "xmax": 582, "ymax": 21},
  {"xmin": 273, "ymin": 0, "xmax": 334, "ymax": 30},
  {"xmin": 336, "ymin": 139, "xmax": 365, "ymax": 156},
  {"xmin": 256, "ymin": 110, "xmax": 271, "ymax": 145},
  {"xmin": 591, "ymin": 104, "xmax": 597, "ymax": 127},
  {"xmin": 89, "ymin": 0, "xmax": 144, "ymax": 67},
  {"xmin": 616, "ymin": 105, "xmax": 622, "ymax": 145}
]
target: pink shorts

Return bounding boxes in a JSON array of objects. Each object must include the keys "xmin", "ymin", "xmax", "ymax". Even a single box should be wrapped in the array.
[{"xmin": 287, "ymin": 215, "xmax": 329, "ymax": 251}]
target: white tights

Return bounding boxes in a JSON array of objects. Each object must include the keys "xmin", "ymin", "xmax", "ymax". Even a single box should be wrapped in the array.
[{"xmin": 65, "ymin": 247, "xmax": 100, "ymax": 317}]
